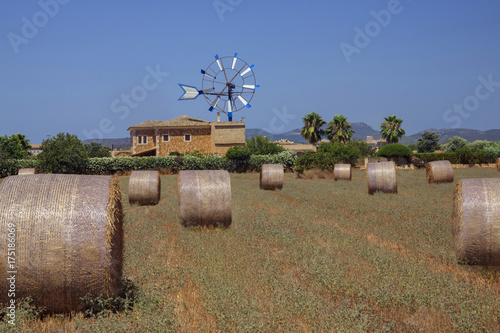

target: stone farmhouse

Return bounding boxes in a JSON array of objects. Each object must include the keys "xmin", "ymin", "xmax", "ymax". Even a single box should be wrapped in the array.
[{"xmin": 127, "ymin": 115, "xmax": 245, "ymax": 156}]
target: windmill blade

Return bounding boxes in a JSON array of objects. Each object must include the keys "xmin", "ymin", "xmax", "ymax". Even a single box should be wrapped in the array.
[
  {"xmin": 237, "ymin": 95, "xmax": 251, "ymax": 109},
  {"xmin": 201, "ymin": 69, "xmax": 216, "ymax": 79},
  {"xmin": 243, "ymin": 84, "xmax": 260, "ymax": 90},
  {"xmin": 240, "ymin": 64, "xmax": 255, "ymax": 77},
  {"xmin": 231, "ymin": 52, "xmax": 238, "ymax": 69},
  {"xmin": 178, "ymin": 84, "xmax": 201, "ymax": 100},
  {"xmin": 215, "ymin": 54, "xmax": 223, "ymax": 71},
  {"xmin": 208, "ymin": 97, "xmax": 220, "ymax": 112}
]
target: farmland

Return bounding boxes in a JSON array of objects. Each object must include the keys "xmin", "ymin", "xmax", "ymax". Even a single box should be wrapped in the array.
[{"xmin": 1, "ymin": 168, "xmax": 500, "ymax": 332}]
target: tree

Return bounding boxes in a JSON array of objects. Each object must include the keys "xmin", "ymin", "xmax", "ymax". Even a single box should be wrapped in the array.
[
  {"xmin": 38, "ymin": 133, "xmax": 88, "ymax": 174},
  {"xmin": 442, "ymin": 136, "xmax": 467, "ymax": 153},
  {"xmin": 0, "ymin": 134, "xmax": 31, "ymax": 160},
  {"xmin": 85, "ymin": 142, "xmax": 111, "ymax": 158},
  {"xmin": 380, "ymin": 115, "xmax": 405, "ymax": 143},
  {"xmin": 417, "ymin": 132, "xmax": 440, "ymax": 153},
  {"xmin": 246, "ymin": 135, "xmax": 284, "ymax": 155},
  {"xmin": 300, "ymin": 112, "xmax": 326, "ymax": 145},
  {"xmin": 325, "ymin": 114, "xmax": 355, "ymax": 144}
]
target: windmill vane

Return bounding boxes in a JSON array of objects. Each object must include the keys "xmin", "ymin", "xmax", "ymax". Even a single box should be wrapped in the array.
[{"xmin": 178, "ymin": 53, "xmax": 259, "ymax": 122}]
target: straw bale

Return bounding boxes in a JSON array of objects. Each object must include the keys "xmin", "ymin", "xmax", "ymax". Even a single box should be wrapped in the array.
[
  {"xmin": 0, "ymin": 174, "xmax": 123, "ymax": 313},
  {"xmin": 128, "ymin": 170, "xmax": 161, "ymax": 205},
  {"xmin": 260, "ymin": 164, "xmax": 284, "ymax": 190},
  {"xmin": 426, "ymin": 160, "xmax": 453, "ymax": 184},
  {"xmin": 367, "ymin": 161, "xmax": 397, "ymax": 195},
  {"xmin": 452, "ymin": 178, "xmax": 500, "ymax": 265},
  {"xmin": 18, "ymin": 168, "xmax": 35, "ymax": 175},
  {"xmin": 178, "ymin": 170, "xmax": 231, "ymax": 227},
  {"xmin": 334, "ymin": 164, "xmax": 352, "ymax": 181}
]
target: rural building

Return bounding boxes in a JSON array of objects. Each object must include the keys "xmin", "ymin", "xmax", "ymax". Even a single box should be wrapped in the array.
[
  {"xmin": 275, "ymin": 139, "xmax": 316, "ymax": 156},
  {"xmin": 366, "ymin": 136, "xmax": 388, "ymax": 150},
  {"xmin": 29, "ymin": 144, "xmax": 42, "ymax": 156},
  {"xmin": 127, "ymin": 115, "xmax": 245, "ymax": 156}
]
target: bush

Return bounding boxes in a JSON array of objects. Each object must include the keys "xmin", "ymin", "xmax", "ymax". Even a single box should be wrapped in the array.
[
  {"xmin": 349, "ymin": 140, "xmax": 376, "ymax": 157},
  {"xmin": 417, "ymin": 132, "xmax": 440, "ymax": 153},
  {"xmin": 246, "ymin": 135, "xmax": 284, "ymax": 155},
  {"xmin": 85, "ymin": 142, "xmax": 111, "ymax": 158},
  {"xmin": 248, "ymin": 150, "xmax": 297, "ymax": 171},
  {"xmin": 483, "ymin": 141, "xmax": 500, "ymax": 159},
  {"xmin": 413, "ymin": 153, "xmax": 460, "ymax": 164},
  {"xmin": 37, "ymin": 133, "xmax": 88, "ymax": 174},
  {"xmin": 317, "ymin": 142, "xmax": 361, "ymax": 164},
  {"xmin": 294, "ymin": 151, "xmax": 338, "ymax": 173},
  {"xmin": 225, "ymin": 146, "xmax": 252, "ymax": 161},
  {"xmin": 169, "ymin": 151, "xmax": 183, "ymax": 156},
  {"xmin": 376, "ymin": 144, "xmax": 413, "ymax": 158},
  {"xmin": 443, "ymin": 136, "xmax": 467, "ymax": 153},
  {"xmin": 0, "ymin": 159, "xmax": 39, "ymax": 178}
]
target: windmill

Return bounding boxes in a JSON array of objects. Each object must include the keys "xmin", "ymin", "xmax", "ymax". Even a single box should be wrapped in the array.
[{"xmin": 178, "ymin": 53, "xmax": 259, "ymax": 122}]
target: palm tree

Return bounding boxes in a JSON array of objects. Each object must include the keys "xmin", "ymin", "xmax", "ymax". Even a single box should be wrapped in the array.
[
  {"xmin": 301, "ymin": 112, "xmax": 326, "ymax": 145},
  {"xmin": 325, "ymin": 114, "xmax": 355, "ymax": 144},
  {"xmin": 380, "ymin": 115, "xmax": 405, "ymax": 143}
]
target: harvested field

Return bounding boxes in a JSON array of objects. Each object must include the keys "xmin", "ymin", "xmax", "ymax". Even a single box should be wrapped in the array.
[{"xmin": 2, "ymin": 168, "xmax": 500, "ymax": 332}]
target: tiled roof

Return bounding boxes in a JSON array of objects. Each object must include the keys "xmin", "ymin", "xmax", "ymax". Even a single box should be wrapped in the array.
[{"xmin": 127, "ymin": 115, "xmax": 210, "ymax": 130}]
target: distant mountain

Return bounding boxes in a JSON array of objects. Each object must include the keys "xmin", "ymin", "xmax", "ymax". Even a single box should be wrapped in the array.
[
  {"xmin": 407, "ymin": 128, "xmax": 500, "ymax": 143},
  {"xmin": 84, "ymin": 124, "xmax": 500, "ymax": 149},
  {"xmin": 82, "ymin": 138, "xmax": 130, "ymax": 149}
]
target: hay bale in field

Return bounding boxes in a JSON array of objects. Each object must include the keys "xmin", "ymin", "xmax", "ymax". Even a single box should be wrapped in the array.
[
  {"xmin": 367, "ymin": 161, "xmax": 397, "ymax": 195},
  {"xmin": 334, "ymin": 164, "xmax": 352, "ymax": 181},
  {"xmin": 18, "ymin": 168, "xmax": 35, "ymax": 175},
  {"xmin": 0, "ymin": 174, "xmax": 123, "ymax": 313},
  {"xmin": 497, "ymin": 158, "xmax": 500, "ymax": 171},
  {"xmin": 128, "ymin": 170, "xmax": 161, "ymax": 205},
  {"xmin": 426, "ymin": 160, "xmax": 453, "ymax": 184},
  {"xmin": 178, "ymin": 170, "xmax": 231, "ymax": 227},
  {"xmin": 260, "ymin": 164, "xmax": 284, "ymax": 190},
  {"xmin": 452, "ymin": 178, "xmax": 500, "ymax": 265}
]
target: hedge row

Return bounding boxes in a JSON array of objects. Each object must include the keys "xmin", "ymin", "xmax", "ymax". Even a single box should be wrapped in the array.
[
  {"xmin": 414, "ymin": 151, "xmax": 494, "ymax": 164},
  {"xmin": 0, "ymin": 151, "xmax": 297, "ymax": 177}
]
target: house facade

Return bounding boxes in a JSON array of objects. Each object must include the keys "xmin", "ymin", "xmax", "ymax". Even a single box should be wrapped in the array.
[{"xmin": 127, "ymin": 115, "xmax": 245, "ymax": 156}]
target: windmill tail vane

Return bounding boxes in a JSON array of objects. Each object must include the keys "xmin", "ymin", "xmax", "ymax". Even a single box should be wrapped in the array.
[{"xmin": 178, "ymin": 53, "xmax": 259, "ymax": 122}]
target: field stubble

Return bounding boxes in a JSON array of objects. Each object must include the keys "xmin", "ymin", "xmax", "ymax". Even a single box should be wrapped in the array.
[{"xmin": 1, "ymin": 168, "xmax": 500, "ymax": 332}]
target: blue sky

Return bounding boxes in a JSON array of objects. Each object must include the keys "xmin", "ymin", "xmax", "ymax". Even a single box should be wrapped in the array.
[{"xmin": 1, "ymin": 0, "xmax": 500, "ymax": 144}]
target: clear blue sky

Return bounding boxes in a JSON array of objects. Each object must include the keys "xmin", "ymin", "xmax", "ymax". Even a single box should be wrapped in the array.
[{"xmin": 1, "ymin": 0, "xmax": 500, "ymax": 144}]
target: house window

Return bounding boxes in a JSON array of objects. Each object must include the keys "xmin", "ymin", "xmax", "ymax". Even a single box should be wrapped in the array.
[
  {"xmin": 143, "ymin": 136, "xmax": 147, "ymax": 144},
  {"xmin": 138, "ymin": 136, "xmax": 142, "ymax": 144},
  {"xmin": 138, "ymin": 136, "xmax": 147, "ymax": 144},
  {"xmin": 163, "ymin": 134, "xmax": 170, "ymax": 142},
  {"xmin": 184, "ymin": 134, "xmax": 191, "ymax": 142}
]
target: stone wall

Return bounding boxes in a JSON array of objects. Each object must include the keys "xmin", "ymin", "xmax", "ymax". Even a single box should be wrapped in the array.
[
  {"xmin": 157, "ymin": 127, "xmax": 212, "ymax": 155},
  {"xmin": 131, "ymin": 129, "xmax": 156, "ymax": 155}
]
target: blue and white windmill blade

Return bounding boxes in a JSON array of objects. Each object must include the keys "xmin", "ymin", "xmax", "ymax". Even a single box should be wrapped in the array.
[{"xmin": 178, "ymin": 84, "xmax": 201, "ymax": 100}]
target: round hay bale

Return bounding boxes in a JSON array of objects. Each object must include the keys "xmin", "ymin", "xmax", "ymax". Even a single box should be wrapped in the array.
[
  {"xmin": 367, "ymin": 161, "xmax": 397, "ymax": 195},
  {"xmin": 496, "ymin": 157, "xmax": 500, "ymax": 171},
  {"xmin": 334, "ymin": 164, "xmax": 352, "ymax": 181},
  {"xmin": 178, "ymin": 170, "xmax": 231, "ymax": 227},
  {"xmin": 260, "ymin": 164, "xmax": 284, "ymax": 190},
  {"xmin": 0, "ymin": 174, "xmax": 123, "ymax": 314},
  {"xmin": 426, "ymin": 160, "xmax": 453, "ymax": 184},
  {"xmin": 452, "ymin": 178, "xmax": 500, "ymax": 265},
  {"xmin": 18, "ymin": 168, "xmax": 35, "ymax": 175},
  {"xmin": 128, "ymin": 170, "xmax": 161, "ymax": 205}
]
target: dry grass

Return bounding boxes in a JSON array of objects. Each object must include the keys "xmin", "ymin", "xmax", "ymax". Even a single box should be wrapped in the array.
[
  {"xmin": 2, "ymin": 168, "xmax": 500, "ymax": 332},
  {"xmin": 17, "ymin": 168, "xmax": 35, "ymax": 175}
]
